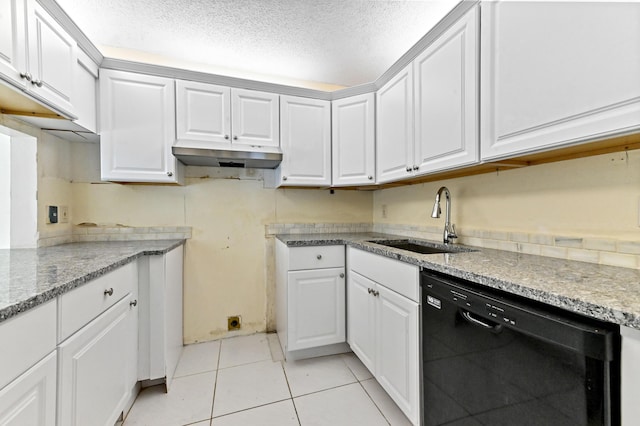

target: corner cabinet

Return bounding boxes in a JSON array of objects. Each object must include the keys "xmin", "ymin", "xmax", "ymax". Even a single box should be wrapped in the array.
[
  {"xmin": 275, "ymin": 240, "xmax": 348, "ymax": 360},
  {"xmin": 413, "ymin": 5, "xmax": 479, "ymax": 174},
  {"xmin": 100, "ymin": 69, "xmax": 184, "ymax": 184},
  {"xmin": 480, "ymin": 1, "xmax": 640, "ymax": 160},
  {"xmin": 276, "ymin": 96, "xmax": 331, "ymax": 186},
  {"xmin": 332, "ymin": 93, "xmax": 375, "ymax": 186},
  {"xmin": 347, "ymin": 247, "xmax": 420, "ymax": 426}
]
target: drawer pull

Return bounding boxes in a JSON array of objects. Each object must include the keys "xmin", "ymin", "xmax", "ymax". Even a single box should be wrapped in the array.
[
  {"xmin": 104, "ymin": 288, "xmax": 114, "ymax": 296},
  {"xmin": 130, "ymin": 299, "xmax": 138, "ymax": 307},
  {"xmin": 372, "ymin": 290, "xmax": 379, "ymax": 297},
  {"xmin": 317, "ymin": 254, "xmax": 322, "ymax": 260},
  {"xmin": 339, "ymin": 273, "xmax": 345, "ymax": 278},
  {"xmin": 368, "ymin": 288, "xmax": 373, "ymax": 294}
]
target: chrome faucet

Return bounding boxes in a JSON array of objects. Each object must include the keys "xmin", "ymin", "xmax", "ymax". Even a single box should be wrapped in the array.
[{"xmin": 431, "ymin": 186, "xmax": 458, "ymax": 244}]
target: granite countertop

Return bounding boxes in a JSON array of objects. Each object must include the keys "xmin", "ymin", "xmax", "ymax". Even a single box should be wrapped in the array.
[
  {"xmin": 278, "ymin": 232, "xmax": 640, "ymax": 330},
  {"xmin": 0, "ymin": 240, "xmax": 185, "ymax": 323}
]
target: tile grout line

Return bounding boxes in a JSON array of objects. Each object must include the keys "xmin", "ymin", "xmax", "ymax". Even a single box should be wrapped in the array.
[
  {"xmin": 209, "ymin": 340, "xmax": 224, "ymax": 423},
  {"xmin": 358, "ymin": 380, "xmax": 392, "ymax": 426},
  {"xmin": 279, "ymin": 360, "xmax": 302, "ymax": 426}
]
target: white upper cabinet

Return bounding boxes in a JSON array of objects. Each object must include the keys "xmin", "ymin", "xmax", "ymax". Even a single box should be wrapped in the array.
[
  {"xmin": 231, "ymin": 88, "xmax": 280, "ymax": 149},
  {"xmin": 277, "ymin": 95, "xmax": 331, "ymax": 186},
  {"xmin": 481, "ymin": 1, "xmax": 640, "ymax": 161},
  {"xmin": 73, "ymin": 49, "xmax": 98, "ymax": 134},
  {"xmin": 413, "ymin": 5, "xmax": 479, "ymax": 175},
  {"xmin": 332, "ymin": 93, "xmax": 375, "ymax": 186},
  {"xmin": 376, "ymin": 64, "xmax": 414, "ymax": 184},
  {"xmin": 176, "ymin": 83, "xmax": 279, "ymax": 150},
  {"xmin": 0, "ymin": 0, "xmax": 27, "ymax": 89},
  {"xmin": 175, "ymin": 80, "xmax": 231, "ymax": 147},
  {"xmin": 0, "ymin": 0, "xmax": 77, "ymax": 117},
  {"xmin": 100, "ymin": 69, "xmax": 183, "ymax": 184}
]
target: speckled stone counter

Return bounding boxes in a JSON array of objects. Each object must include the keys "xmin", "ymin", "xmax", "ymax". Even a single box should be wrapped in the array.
[
  {"xmin": 277, "ymin": 233, "xmax": 640, "ymax": 330},
  {"xmin": 0, "ymin": 240, "xmax": 185, "ymax": 323}
]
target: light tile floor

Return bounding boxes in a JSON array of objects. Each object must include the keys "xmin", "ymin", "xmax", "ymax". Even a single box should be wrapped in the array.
[{"xmin": 123, "ymin": 333, "xmax": 412, "ymax": 426}]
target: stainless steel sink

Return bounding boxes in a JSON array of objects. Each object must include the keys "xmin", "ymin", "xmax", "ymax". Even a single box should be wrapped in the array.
[{"xmin": 367, "ymin": 239, "xmax": 475, "ymax": 255}]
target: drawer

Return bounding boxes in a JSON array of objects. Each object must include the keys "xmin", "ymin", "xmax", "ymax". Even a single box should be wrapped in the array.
[
  {"xmin": 58, "ymin": 261, "xmax": 137, "ymax": 342},
  {"xmin": 0, "ymin": 299, "xmax": 57, "ymax": 389},
  {"xmin": 348, "ymin": 247, "xmax": 419, "ymax": 302},
  {"xmin": 288, "ymin": 245, "xmax": 345, "ymax": 271}
]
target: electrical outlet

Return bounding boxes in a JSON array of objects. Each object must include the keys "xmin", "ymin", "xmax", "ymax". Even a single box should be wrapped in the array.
[
  {"xmin": 47, "ymin": 205, "xmax": 58, "ymax": 224},
  {"xmin": 59, "ymin": 206, "xmax": 69, "ymax": 223}
]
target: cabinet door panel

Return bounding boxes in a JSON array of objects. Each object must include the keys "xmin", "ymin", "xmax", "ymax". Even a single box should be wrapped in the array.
[
  {"xmin": 231, "ymin": 88, "xmax": 279, "ymax": 148},
  {"xmin": 0, "ymin": 352, "xmax": 56, "ymax": 426},
  {"xmin": 347, "ymin": 271, "xmax": 377, "ymax": 373},
  {"xmin": 279, "ymin": 96, "xmax": 331, "ymax": 186},
  {"xmin": 332, "ymin": 93, "xmax": 375, "ymax": 186},
  {"xmin": 58, "ymin": 296, "xmax": 132, "ymax": 426},
  {"xmin": 376, "ymin": 65, "xmax": 413, "ymax": 183},
  {"xmin": 100, "ymin": 69, "xmax": 179, "ymax": 183},
  {"xmin": 27, "ymin": 0, "xmax": 76, "ymax": 116},
  {"xmin": 0, "ymin": 0, "xmax": 27, "ymax": 87},
  {"xmin": 376, "ymin": 284, "xmax": 419, "ymax": 425},
  {"xmin": 481, "ymin": 2, "xmax": 640, "ymax": 160},
  {"xmin": 288, "ymin": 267, "xmax": 345, "ymax": 351},
  {"xmin": 414, "ymin": 5, "xmax": 478, "ymax": 174},
  {"xmin": 176, "ymin": 80, "xmax": 230, "ymax": 146}
]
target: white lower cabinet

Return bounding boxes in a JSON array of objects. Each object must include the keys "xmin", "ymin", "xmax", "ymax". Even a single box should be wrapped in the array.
[
  {"xmin": 57, "ymin": 295, "xmax": 135, "ymax": 426},
  {"xmin": 621, "ymin": 326, "xmax": 640, "ymax": 425},
  {"xmin": 347, "ymin": 247, "xmax": 420, "ymax": 426},
  {"xmin": 276, "ymin": 240, "xmax": 348, "ymax": 360},
  {"xmin": 0, "ymin": 352, "xmax": 56, "ymax": 426}
]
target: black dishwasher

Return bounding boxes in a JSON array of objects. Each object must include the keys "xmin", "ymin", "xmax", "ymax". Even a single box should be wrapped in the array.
[{"xmin": 421, "ymin": 270, "xmax": 620, "ymax": 426}]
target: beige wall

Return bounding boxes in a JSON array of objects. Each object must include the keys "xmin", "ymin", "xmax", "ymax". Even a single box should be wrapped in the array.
[
  {"xmin": 374, "ymin": 150, "xmax": 640, "ymax": 239},
  {"xmin": 71, "ymin": 151, "xmax": 372, "ymax": 343}
]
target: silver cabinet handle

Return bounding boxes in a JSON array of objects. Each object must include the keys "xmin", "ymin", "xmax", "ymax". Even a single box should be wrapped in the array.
[
  {"xmin": 316, "ymin": 254, "xmax": 322, "ymax": 260},
  {"xmin": 224, "ymin": 135, "xmax": 229, "ymax": 140},
  {"xmin": 130, "ymin": 299, "xmax": 138, "ymax": 307},
  {"xmin": 104, "ymin": 288, "xmax": 114, "ymax": 296},
  {"xmin": 31, "ymin": 79, "xmax": 43, "ymax": 87},
  {"xmin": 167, "ymin": 171, "xmax": 173, "ymax": 177},
  {"xmin": 233, "ymin": 136, "xmax": 238, "ymax": 140},
  {"xmin": 339, "ymin": 273, "xmax": 345, "ymax": 278},
  {"xmin": 413, "ymin": 165, "xmax": 419, "ymax": 171},
  {"xmin": 405, "ymin": 166, "xmax": 411, "ymax": 172},
  {"xmin": 367, "ymin": 288, "xmax": 373, "ymax": 294},
  {"xmin": 20, "ymin": 72, "xmax": 32, "ymax": 82},
  {"xmin": 372, "ymin": 290, "xmax": 379, "ymax": 297},
  {"xmin": 368, "ymin": 175, "xmax": 373, "ymax": 180},
  {"xmin": 282, "ymin": 176, "xmax": 288, "ymax": 181}
]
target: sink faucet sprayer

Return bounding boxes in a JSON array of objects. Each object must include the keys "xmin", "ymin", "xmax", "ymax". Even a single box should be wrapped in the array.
[{"xmin": 431, "ymin": 186, "xmax": 458, "ymax": 244}]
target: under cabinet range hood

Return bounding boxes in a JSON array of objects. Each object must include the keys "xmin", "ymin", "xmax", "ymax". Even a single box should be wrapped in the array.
[{"xmin": 172, "ymin": 146, "xmax": 283, "ymax": 169}]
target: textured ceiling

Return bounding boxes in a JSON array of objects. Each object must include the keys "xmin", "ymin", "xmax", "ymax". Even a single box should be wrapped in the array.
[{"xmin": 55, "ymin": 0, "xmax": 460, "ymax": 89}]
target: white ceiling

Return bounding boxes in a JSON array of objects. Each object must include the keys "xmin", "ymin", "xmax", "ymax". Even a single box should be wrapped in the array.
[{"xmin": 55, "ymin": 0, "xmax": 460, "ymax": 90}]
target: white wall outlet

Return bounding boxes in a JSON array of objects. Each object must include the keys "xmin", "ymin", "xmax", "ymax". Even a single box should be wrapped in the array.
[{"xmin": 59, "ymin": 205, "xmax": 69, "ymax": 223}]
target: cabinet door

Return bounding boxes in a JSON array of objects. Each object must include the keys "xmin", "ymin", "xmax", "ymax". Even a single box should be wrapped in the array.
[
  {"xmin": 376, "ymin": 64, "xmax": 414, "ymax": 183},
  {"xmin": 74, "ymin": 49, "xmax": 98, "ymax": 134},
  {"xmin": 0, "ymin": 352, "xmax": 56, "ymax": 426},
  {"xmin": 376, "ymin": 284, "xmax": 419, "ymax": 426},
  {"xmin": 414, "ymin": 5, "xmax": 479, "ymax": 175},
  {"xmin": 481, "ymin": 2, "xmax": 640, "ymax": 161},
  {"xmin": 347, "ymin": 271, "xmax": 377, "ymax": 373},
  {"xmin": 58, "ymin": 296, "xmax": 133, "ymax": 426},
  {"xmin": 287, "ymin": 267, "xmax": 345, "ymax": 351},
  {"xmin": 231, "ymin": 88, "xmax": 279, "ymax": 148},
  {"xmin": 26, "ymin": 0, "xmax": 77, "ymax": 117},
  {"xmin": 176, "ymin": 80, "xmax": 231, "ymax": 147},
  {"xmin": 332, "ymin": 93, "xmax": 375, "ymax": 186},
  {"xmin": 279, "ymin": 95, "xmax": 331, "ymax": 186},
  {"xmin": 100, "ymin": 69, "xmax": 181, "ymax": 183},
  {"xmin": 621, "ymin": 326, "xmax": 640, "ymax": 425},
  {"xmin": 0, "ymin": 0, "xmax": 27, "ymax": 88}
]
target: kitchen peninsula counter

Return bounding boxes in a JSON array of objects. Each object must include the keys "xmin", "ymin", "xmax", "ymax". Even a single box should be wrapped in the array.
[
  {"xmin": 278, "ymin": 233, "xmax": 640, "ymax": 330},
  {"xmin": 0, "ymin": 240, "xmax": 185, "ymax": 323}
]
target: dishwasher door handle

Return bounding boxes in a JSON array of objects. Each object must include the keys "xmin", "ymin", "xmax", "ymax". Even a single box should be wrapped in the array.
[{"xmin": 460, "ymin": 310, "xmax": 503, "ymax": 334}]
